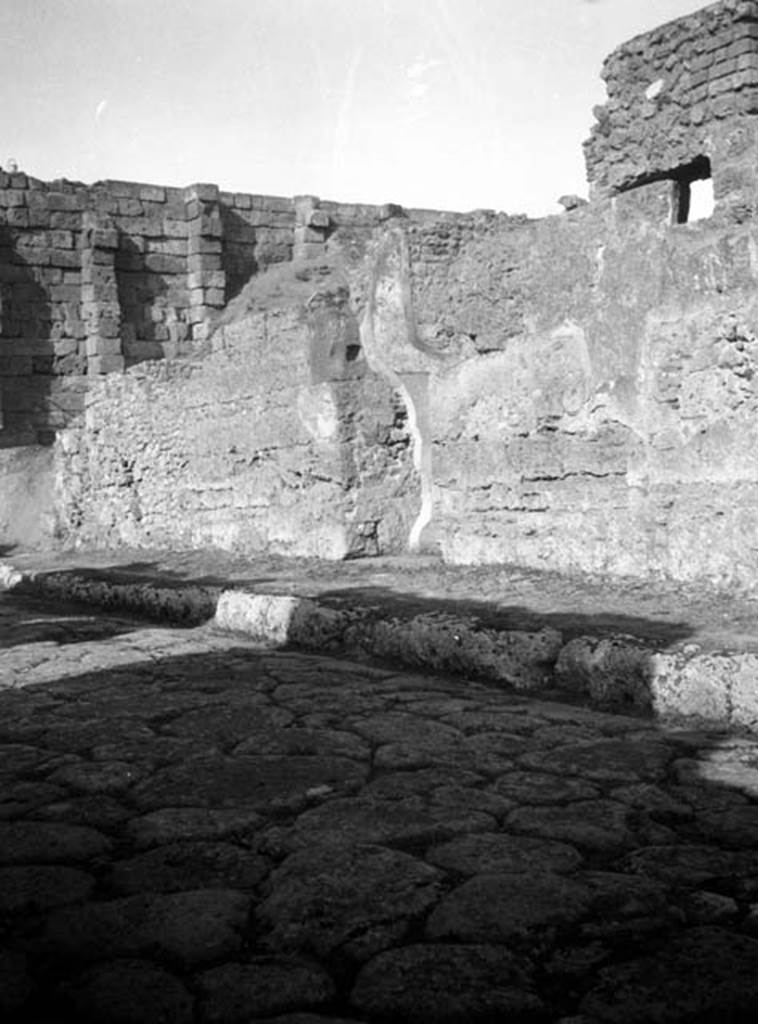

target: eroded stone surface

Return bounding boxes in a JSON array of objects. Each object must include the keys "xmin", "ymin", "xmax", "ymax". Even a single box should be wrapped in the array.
[
  {"xmin": 108, "ymin": 842, "xmax": 271, "ymax": 895},
  {"xmin": 62, "ymin": 960, "xmax": 194, "ymax": 1024},
  {"xmin": 426, "ymin": 871, "xmax": 593, "ymax": 941},
  {"xmin": 426, "ymin": 832, "xmax": 583, "ymax": 875},
  {"xmin": 4, "ymin": 591, "xmax": 758, "ymax": 1023},
  {"xmin": 258, "ymin": 844, "xmax": 442, "ymax": 961},
  {"xmin": 350, "ymin": 943, "xmax": 544, "ymax": 1023},
  {"xmin": 580, "ymin": 927, "xmax": 758, "ymax": 1023},
  {"xmin": 196, "ymin": 959, "xmax": 335, "ymax": 1024},
  {"xmin": 42, "ymin": 890, "xmax": 250, "ymax": 965}
]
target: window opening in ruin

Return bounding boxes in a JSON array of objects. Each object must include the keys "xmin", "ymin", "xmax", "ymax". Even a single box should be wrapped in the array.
[{"xmin": 671, "ymin": 156, "xmax": 712, "ymax": 224}]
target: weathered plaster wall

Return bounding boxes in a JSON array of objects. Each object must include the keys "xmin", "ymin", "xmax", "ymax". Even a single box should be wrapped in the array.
[
  {"xmin": 7, "ymin": 0, "xmax": 758, "ymax": 587},
  {"xmin": 353, "ymin": 181, "xmax": 758, "ymax": 586},
  {"xmin": 55, "ymin": 270, "xmax": 419, "ymax": 558}
]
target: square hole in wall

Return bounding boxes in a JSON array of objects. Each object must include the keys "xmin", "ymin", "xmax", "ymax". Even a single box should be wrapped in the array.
[{"xmin": 672, "ymin": 156, "xmax": 713, "ymax": 224}]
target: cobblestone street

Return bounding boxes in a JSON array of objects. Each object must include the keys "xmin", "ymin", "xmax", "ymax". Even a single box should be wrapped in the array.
[{"xmin": 3, "ymin": 590, "xmax": 758, "ymax": 1023}]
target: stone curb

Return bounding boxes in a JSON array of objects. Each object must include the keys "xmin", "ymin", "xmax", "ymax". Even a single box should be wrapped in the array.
[{"xmin": 3, "ymin": 561, "xmax": 757, "ymax": 731}]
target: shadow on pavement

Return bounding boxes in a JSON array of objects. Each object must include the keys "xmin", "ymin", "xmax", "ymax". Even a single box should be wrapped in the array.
[{"xmin": 1, "ymin": 615, "xmax": 758, "ymax": 1023}]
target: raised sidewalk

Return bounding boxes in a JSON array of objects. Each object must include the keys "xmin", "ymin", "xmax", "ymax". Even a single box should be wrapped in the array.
[{"xmin": 2, "ymin": 546, "xmax": 758, "ymax": 732}]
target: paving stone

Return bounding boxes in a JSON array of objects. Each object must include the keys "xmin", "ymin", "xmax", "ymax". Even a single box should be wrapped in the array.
[
  {"xmin": 608, "ymin": 783, "xmax": 693, "ymax": 820},
  {"xmin": 620, "ymin": 844, "xmax": 758, "ymax": 886},
  {"xmin": 91, "ymin": 734, "xmax": 214, "ymax": 765},
  {"xmin": 132, "ymin": 754, "xmax": 366, "ymax": 812},
  {"xmin": 127, "ymin": 807, "xmax": 264, "ymax": 849},
  {"xmin": 0, "ymin": 950, "xmax": 32, "ymax": 1014},
  {"xmin": 0, "ymin": 821, "xmax": 111, "ymax": 863},
  {"xmin": 62, "ymin": 959, "xmax": 194, "ymax": 1024},
  {"xmin": 426, "ymin": 871, "xmax": 593, "ymax": 942},
  {"xmin": 254, "ymin": 1016, "xmax": 364, "ymax": 1024},
  {"xmin": 363, "ymin": 767, "xmax": 485, "ymax": 798},
  {"xmin": 439, "ymin": 709, "xmax": 536, "ymax": 734},
  {"xmin": 682, "ymin": 738, "xmax": 758, "ymax": 796},
  {"xmin": 682, "ymin": 889, "xmax": 739, "ymax": 924},
  {"xmin": 579, "ymin": 927, "xmax": 758, "ymax": 1022},
  {"xmin": 258, "ymin": 843, "xmax": 442, "ymax": 960},
  {"xmin": 505, "ymin": 800, "xmax": 636, "ymax": 852},
  {"xmin": 578, "ymin": 871, "xmax": 671, "ymax": 937},
  {"xmin": 47, "ymin": 759, "xmax": 142, "ymax": 794},
  {"xmin": 518, "ymin": 738, "xmax": 672, "ymax": 784},
  {"xmin": 31, "ymin": 794, "xmax": 133, "ymax": 829},
  {"xmin": 489, "ymin": 770, "xmax": 600, "ymax": 805},
  {"xmin": 42, "ymin": 889, "xmax": 250, "ymax": 966},
  {"xmin": 350, "ymin": 943, "xmax": 544, "ymax": 1023},
  {"xmin": 0, "ymin": 780, "xmax": 67, "ymax": 818},
  {"xmin": 108, "ymin": 841, "xmax": 271, "ymax": 895},
  {"xmin": 41, "ymin": 719, "xmax": 157, "ymax": 754},
  {"xmin": 196, "ymin": 958, "xmax": 335, "ymax": 1023},
  {"xmin": 162, "ymin": 703, "xmax": 295, "ymax": 746},
  {"xmin": 233, "ymin": 726, "xmax": 369, "ymax": 760},
  {"xmin": 427, "ymin": 832, "xmax": 584, "ymax": 875},
  {"xmin": 690, "ymin": 805, "xmax": 758, "ymax": 848},
  {"xmin": 285, "ymin": 794, "xmax": 494, "ymax": 849},
  {"xmin": 0, "ymin": 864, "xmax": 95, "ymax": 912}
]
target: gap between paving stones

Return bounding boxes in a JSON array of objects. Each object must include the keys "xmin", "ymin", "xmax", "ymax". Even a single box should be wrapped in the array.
[{"xmin": 2, "ymin": 560, "xmax": 758, "ymax": 734}]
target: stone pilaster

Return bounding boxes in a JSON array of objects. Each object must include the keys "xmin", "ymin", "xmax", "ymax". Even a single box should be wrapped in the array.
[
  {"xmin": 184, "ymin": 183, "xmax": 226, "ymax": 343},
  {"xmin": 80, "ymin": 212, "xmax": 123, "ymax": 375},
  {"xmin": 293, "ymin": 195, "xmax": 331, "ymax": 261}
]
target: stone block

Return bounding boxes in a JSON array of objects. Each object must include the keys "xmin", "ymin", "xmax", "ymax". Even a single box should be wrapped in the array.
[
  {"xmin": 46, "ymin": 192, "xmax": 83, "ymax": 212},
  {"xmin": 187, "ymin": 270, "xmax": 225, "ymax": 290},
  {"xmin": 187, "ymin": 254, "xmax": 222, "ymax": 274},
  {"xmin": 293, "ymin": 241, "xmax": 325, "ymax": 261},
  {"xmin": 91, "ymin": 227, "xmax": 118, "ymax": 249},
  {"xmin": 85, "ymin": 335, "xmax": 122, "ymax": 357},
  {"xmin": 307, "ymin": 209, "xmax": 331, "ymax": 229},
  {"xmin": 294, "ymin": 225, "xmax": 326, "ymax": 245},
  {"xmin": 233, "ymin": 193, "xmax": 252, "ymax": 210},
  {"xmin": 144, "ymin": 253, "xmax": 185, "ymax": 274},
  {"xmin": 198, "ymin": 213, "xmax": 223, "ymax": 238},
  {"xmin": 4, "ymin": 208, "xmax": 29, "ymax": 228},
  {"xmin": 184, "ymin": 183, "xmax": 219, "ymax": 203},
  {"xmin": 187, "ymin": 235, "xmax": 222, "ymax": 256},
  {"xmin": 49, "ymin": 249, "xmax": 80, "ymax": 269},
  {"xmin": 139, "ymin": 185, "xmax": 166, "ymax": 203},
  {"xmin": 88, "ymin": 354, "xmax": 124, "ymax": 375}
]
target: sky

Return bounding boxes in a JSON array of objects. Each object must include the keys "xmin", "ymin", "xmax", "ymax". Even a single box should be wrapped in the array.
[{"xmin": 1, "ymin": 0, "xmax": 710, "ymax": 216}]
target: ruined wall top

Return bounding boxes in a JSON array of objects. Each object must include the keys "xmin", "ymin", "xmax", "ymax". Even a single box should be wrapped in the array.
[{"xmin": 585, "ymin": 0, "xmax": 758, "ymax": 198}]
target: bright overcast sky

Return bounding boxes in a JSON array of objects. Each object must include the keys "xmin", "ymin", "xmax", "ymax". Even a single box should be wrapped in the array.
[{"xmin": 2, "ymin": 0, "xmax": 708, "ymax": 216}]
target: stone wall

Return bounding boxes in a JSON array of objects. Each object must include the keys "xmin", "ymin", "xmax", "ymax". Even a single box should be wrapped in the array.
[
  {"xmin": 55, "ymin": 267, "xmax": 419, "ymax": 559},
  {"xmin": 585, "ymin": 0, "xmax": 758, "ymax": 221},
  {"xmin": 9, "ymin": 0, "xmax": 758, "ymax": 587},
  {"xmin": 353, "ymin": 180, "xmax": 758, "ymax": 587}
]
